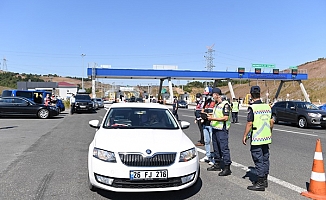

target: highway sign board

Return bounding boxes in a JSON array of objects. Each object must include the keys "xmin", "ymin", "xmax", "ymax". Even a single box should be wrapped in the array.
[{"xmin": 252, "ymin": 64, "xmax": 275, "ymax": 68}]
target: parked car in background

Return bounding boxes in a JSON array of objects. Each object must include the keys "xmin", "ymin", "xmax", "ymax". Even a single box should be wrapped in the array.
[
  {"xmin": 0, "ymin": 96, "xmax": 59, "ymax": 119},
  {"xmin": 92, "ymin": 98, "xmax": 104, "ymax": 108},
  {"xmin": 177, "ymin": 100, "xmax": 188, "ymax": 109},
  {"xmin": 87, "ymin": 103, "xmax": 199, "ymax": 192},
  {"xmin": 271, "ymin": 100, "xmax": 326, "ymax": 129},
  {"xmin": 73, "ymin": 94, "xmax": 95, "ymax": 113}
]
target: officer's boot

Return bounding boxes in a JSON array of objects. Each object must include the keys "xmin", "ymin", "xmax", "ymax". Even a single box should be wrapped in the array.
[
  {"xmin": 247, "ymin": 177, "xmax": 265, "ymax": 191},
  {"xmin": 207, "ymin": 162, "xmax": 221, "ymax": 171},
  {"xmin": 264, "ymin": 174, "xmax": 268, "ymax": 188},
  {"xmin": 218, "ymin": 165, "xmax": 231, "ymax": 176}
]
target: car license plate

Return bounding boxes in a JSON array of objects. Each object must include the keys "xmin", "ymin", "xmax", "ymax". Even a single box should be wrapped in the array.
[
  {"xmin": 80, "ymin": 106, "xmax": 86, "ymax": 108},
  {"xmin": 130, "ymin": 170, "xmax": 168, "ymax": 180}
]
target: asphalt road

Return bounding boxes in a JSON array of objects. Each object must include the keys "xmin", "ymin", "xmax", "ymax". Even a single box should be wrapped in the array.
[{"xmin": 0, "ymin": 104, "xmax": 325, "ymax": 199}]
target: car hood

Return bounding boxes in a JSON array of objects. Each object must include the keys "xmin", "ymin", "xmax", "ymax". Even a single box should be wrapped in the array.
[{"xmin": 94, "ymin": 129, "xmax": 195, "ymax": 153}]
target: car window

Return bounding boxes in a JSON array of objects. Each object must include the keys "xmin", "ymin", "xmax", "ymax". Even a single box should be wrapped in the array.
[
  {"xmin": 274, "ymin": 102, "xmax": 286, "ymax": 108},
  {"xmin": 75, "ymin": 95, "xmax": 91, "ymax": 100},
  {"xmin": 103, "ymin": 108, "xmax": 179, "ymax": 129},
  {"xmin": 286, "ymin": 102, "xmax": 295, "ymax": 109}
]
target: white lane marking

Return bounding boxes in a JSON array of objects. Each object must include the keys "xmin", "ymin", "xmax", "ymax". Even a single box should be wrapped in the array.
[
  {"xmin": 273, "ymin": 128, "xmax": 318, "ymax": 137},
  {"xmin": 196, "ymin": 148, "xmax": 306, "ymax": 193}
]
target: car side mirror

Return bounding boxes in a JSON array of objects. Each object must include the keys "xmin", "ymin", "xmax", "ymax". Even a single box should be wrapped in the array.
[
  {"xmin": 180, "ymin": 121, "xmax": 190, "ymax": 129},
  {"xmin": 89, "ymin": 120, "xmax": 100, "ymax": 129}
]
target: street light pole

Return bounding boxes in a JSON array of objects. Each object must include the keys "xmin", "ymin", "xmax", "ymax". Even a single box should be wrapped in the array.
[{"xmin": 81, "ymin": 54, "xmax": 86, "ymax": 89}]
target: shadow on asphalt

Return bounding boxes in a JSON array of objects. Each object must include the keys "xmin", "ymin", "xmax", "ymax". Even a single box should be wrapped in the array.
[
  {"xmin": 242, "ymin": 166, "xmax": 257, "ymax": 183},
  {"xmin": 0, "ymin": 125, "xmax": 18, "ymax": 130},
  {"xmin": 276, "ymin": 122, "xmax": 325, "ymax": 130},
  {"xmin": 95, "ymin": 178, "xmax": 203, "ymax": 200}
]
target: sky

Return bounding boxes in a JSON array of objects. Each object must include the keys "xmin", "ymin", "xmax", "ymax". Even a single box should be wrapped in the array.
[{"xmin": 1, "ymin": 1, "xmax": 325, "ymax": 86}]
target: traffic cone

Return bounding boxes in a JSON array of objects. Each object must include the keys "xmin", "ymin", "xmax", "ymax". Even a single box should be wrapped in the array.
[{"xmin": 301, "ymin": 139, "xmax": 326, "ymax": 199}]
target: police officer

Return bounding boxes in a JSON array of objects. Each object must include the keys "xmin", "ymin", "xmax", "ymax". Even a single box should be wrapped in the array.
[
  {"xmin": 199, "ymin": 92, "xmax": 216, "ymax": 163},
  {"xmin": 172, "ymin": 98, "xmax": 179, "ymax": 121},
  {"xmin": 242, "ymin": 86, "xmax": 274, "ymax": 191},
  {"xmin": 194, "ymin": 93, "xmax": 205, "ymax": 146},
  {"xmin": 231, "ymin": 98, "xmax": 239, "ymax": 123},
  {"xmin": 207, "ymin": 88, "xmax": 232, "ymax": 176}
]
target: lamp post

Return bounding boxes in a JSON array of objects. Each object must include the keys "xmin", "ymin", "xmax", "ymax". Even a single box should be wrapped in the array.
[{"xmin": 81, "ymin": 53, "xmax": 86, "ymax": 89}]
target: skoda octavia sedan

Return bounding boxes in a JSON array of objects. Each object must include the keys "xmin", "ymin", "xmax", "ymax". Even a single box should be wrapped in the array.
[{"xmin": 88, "ymin": 103, "xmax": 199, "ymax": 192}]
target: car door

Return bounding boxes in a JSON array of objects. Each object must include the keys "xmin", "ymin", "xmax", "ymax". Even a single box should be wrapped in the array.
[
  {"xmin": 284, "ymin": 101, "xmax": 297, "ymax": 123},
  {"xmin": 0, "ymin": 98, "xmax": 20, "ymax": 115},
  {"xmin": 13, "ymin": 98, "xmax": 35, "ymax": 115}
]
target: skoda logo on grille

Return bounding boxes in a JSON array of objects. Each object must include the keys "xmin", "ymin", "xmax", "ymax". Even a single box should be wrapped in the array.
[{"xmin": 146, "ymin": 149, "xmax": 152, "ymax": 154}]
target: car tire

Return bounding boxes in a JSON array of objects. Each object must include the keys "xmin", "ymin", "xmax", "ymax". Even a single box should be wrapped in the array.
[
  {"xmin": 272, "ymin": 114, "xmax": 278, "ymax": 124},
  {"xmin": 38, "ymin": 109, "xmax": 50, "ymax": 119},
  {"xmin": 88, "ymin": 174, "xmax": 97, "ymax": 192},
  {"xmin": 298, "ymin": 117, "xmax": 307, "ymax": 128},
  {"xmin": 186, "ymin": 106, "xmax": 188, "ymax": 109},
  {"xmin": 321, "ymin": 124, "xmax": 326, "ymax": 129}
]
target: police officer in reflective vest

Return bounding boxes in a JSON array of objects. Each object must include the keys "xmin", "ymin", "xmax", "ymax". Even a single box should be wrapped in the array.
[
  {"xmin": 207, "ymin": 88, "xmax": 232, "ymax": 176},
  {"xmin": 194, "ymin": 93, "xmax": 205, "ymax": 146},
  {"xmin": 242, "ymin": 86, "xmax": 274, "ymax": 191},
  {"xmin": 231, "ymin": 98, "xmax": 239, "ymax": 123}
]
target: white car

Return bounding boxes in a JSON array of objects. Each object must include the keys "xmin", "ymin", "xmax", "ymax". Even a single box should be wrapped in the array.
[{"xmin": 88, "ymin": 103, "xmax": 199, "ymax": 192}]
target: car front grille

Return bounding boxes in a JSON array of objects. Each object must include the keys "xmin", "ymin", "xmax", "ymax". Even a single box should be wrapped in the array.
[
  {"xmin": 119, "ymin": 153, "xmax": 176, "ymax": 167},
  {"xmin": 112, "ymin": 177, "xmax": 183, "ymax": 188}
]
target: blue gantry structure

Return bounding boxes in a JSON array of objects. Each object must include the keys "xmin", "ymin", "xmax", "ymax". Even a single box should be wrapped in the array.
[{"xmin": 87, "ymin": 68, "xmax": 310, "ymax": 102}]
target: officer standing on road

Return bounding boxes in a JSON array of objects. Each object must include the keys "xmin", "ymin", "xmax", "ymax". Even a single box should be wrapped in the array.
[
  {"xmin": 194, "ymin": 93, "xmax": 205, "ymax": 146},
  {"xmin": 242, "ymin": 86, "xmax": 274, "ymax": 191},
  {"xmin": 172, "ymin": 98, "xmax": 179, "ymax": 121},
  {"xmin": 70, "ymin": 93, "xmax": 75, "ymax": 115},
  {"xmin": 207, "ymin": 88, "xmax": 232, "ymax": 176},
  {"xmin": 231, "ymin": 98, "xmax": 239, "ymax": 123}
]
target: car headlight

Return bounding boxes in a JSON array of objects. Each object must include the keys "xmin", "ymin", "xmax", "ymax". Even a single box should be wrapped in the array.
[
  {"xmin": 308, "ymin": 113, "xmax": 321, "ymax": 118},
  {"xmin": 49, "ymin": 106, "xmax": 57, "ymax": 110},
  {"xmin": 93, "ymin": 148, "xmax": 116, "ymax": 162},
  {"xmin": 179, "ymin": 148, "xmax": 197, "ymax": 162}
]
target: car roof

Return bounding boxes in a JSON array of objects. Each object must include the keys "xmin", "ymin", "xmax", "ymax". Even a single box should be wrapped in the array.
[{"xmin": 110, "ymin": 102, "xmax": 168, "ymax": 109}]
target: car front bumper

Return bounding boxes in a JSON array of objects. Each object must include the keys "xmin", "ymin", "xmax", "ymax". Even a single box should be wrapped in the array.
[{"xmin": 88, "ymin": 155, "xmax": 199, "ymax": 192}]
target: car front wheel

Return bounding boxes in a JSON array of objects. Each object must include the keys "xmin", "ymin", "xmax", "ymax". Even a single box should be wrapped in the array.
[
  {"xmin": 38, "ymin": 109, "xmax": 50, "ymax": 119},
  {"xmin": 298, "ymin": 117, "xmax": 307, "ymax": 128}
]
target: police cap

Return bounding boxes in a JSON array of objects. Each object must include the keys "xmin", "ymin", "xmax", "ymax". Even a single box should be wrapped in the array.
[
  {"xmin": 250, "ymin": 86, "xmax": 261, "ymax": 94},
  {"xmin": 211, "ymin": 87, "xmax": 222, "ymax": 95}
]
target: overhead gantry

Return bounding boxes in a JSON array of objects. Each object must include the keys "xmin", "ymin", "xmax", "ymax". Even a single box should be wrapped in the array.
[{"xmin": 87, "ymin": 68, "xmax": 309, "ymax": 102}]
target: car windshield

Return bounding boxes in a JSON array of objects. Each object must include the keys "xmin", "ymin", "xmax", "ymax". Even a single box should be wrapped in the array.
[
  {"xmin": 96, "ymin": 98, "xmax": 102, "ymax": 102},
  {"xmin": 295, "ymin": 102, "xmax": 319, "ymax": 110},
  {"xmin": 103, "ymin": 107, "xmax": 179, "ymax": 129},
  {"xmin": 75, "ymin": 95, "xmax": 91, "ymax": 100},
  {"xmin": 179, "ymin": 100, "xmax": 186, "ymax": 103}
]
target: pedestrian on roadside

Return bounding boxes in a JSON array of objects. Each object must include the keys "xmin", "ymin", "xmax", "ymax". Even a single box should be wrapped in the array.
[
  {"xmin": 199, "ymin": 92, "xmax": 216, "ymax": 165},
  {"xmin": 207, "ymin": 88, "xmax": 232, "ymax": 176},
  {"xmin": 231, "ymin": 98, "xmax": 239, "ymax": 123},
  {"xmin": 172, "ymin": 98, "xmax": 179, "ymax": 121},
  {"xmin": 70, "ymin": 94, "xmax": 75, "ymax": 115},
  {"xmin": 194, "ymin": 93, "xmax": 205, "ymax": 146},
  {"xmin": 242, "ymin": 86, "xmax": 274, "ymax": 191}
]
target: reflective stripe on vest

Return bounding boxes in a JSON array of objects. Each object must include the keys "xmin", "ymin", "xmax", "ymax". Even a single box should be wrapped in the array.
[
  {"xmin": 211, "ymin": 101, "xmax": 231, "ymax": 130},
  {"xmin": 232, "ymin": 101, "xmax": 239, "ymax": 112},
  {"xmin": 250, "ymin": 104, "xmax": 272, "ymax": 145}
]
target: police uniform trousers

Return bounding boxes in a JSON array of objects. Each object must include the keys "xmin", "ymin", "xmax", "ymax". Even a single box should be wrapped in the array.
[
  {"xmin": 212, "ymin": 127, "xmax": 232, "ymax": 165},
  {"xmin": 250, "ymin": 144, "xmax": 269, "ymax": 177},
  {"xmin": 197, "ymin": 120, "xmax": 204, "ymax": 144}
]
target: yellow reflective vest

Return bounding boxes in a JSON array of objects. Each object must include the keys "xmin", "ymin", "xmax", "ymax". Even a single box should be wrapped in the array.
[
  {"xmin": 250, "ymin": 104, "xmax": 272, "ymax": 145},
  {"xmin": 232, "ymin": 101, "xmax": 239, "ymax": 112},
  {"xmin": 211, "ymin": 100, "xmax": 231, "ymax": 130}
]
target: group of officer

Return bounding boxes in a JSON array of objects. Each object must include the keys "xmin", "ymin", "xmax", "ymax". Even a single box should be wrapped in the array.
[{"xmin": 194, "ymin": 85, "xmax": 273, "ymax": 191}]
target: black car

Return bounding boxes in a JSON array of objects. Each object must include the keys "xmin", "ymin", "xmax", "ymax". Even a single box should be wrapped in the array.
[
  {"xmin": 0, "ymin": 96, "xmax": 59, "ymax": 119},
  {"xmin": 73, "ymin": 94, "xmax": 95, "ymax": 113},
  {"xmin": 177, "ymin": 100, "xmax": 188, "ymax": 109},
  {"xmin": 271, "ymin": 100, "xmax": 326, "ymax": 128}
]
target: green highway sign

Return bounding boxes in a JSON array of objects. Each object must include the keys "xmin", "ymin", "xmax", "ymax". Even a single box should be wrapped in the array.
[
  {"xmin": 289, "ymin": 66, "xmax": 298, "ymax": 69},
  {"xmin": 252, "ymin": 64, "xmax": 275, "ymax": 68}
]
